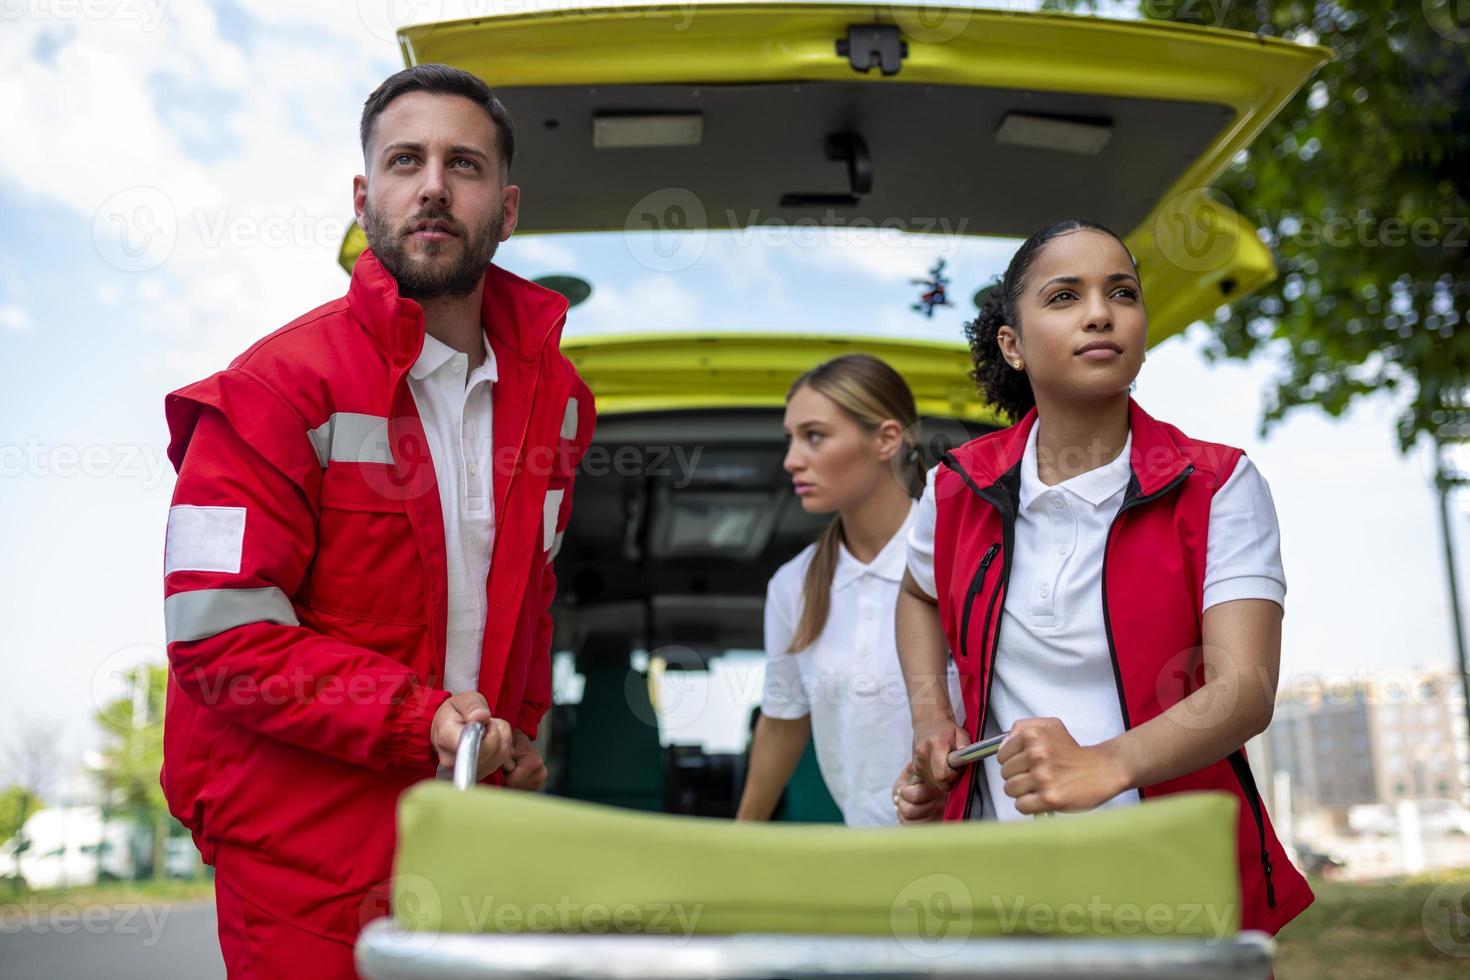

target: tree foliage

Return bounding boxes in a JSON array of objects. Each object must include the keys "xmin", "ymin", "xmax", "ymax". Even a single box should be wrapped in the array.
[
  {"xmin": 93, "ymin": 663, "xmax": 167, "ymax": 822},
  {"xmin": 1062, "ymin": 0, "xmax": 1470, "ymax": 453}
]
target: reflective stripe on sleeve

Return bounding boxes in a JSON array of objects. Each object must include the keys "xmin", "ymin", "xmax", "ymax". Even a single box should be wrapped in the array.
[
  {"xmin": 560, "ymin": 397, "xmax": 578, "ymax": 440},
  {"xmin": 307, "ymin": 413, "xmax": 393, "ymax": 467},
  {"xmin": 165, "ymin": 586, "xmax": 300, "ymax": 644}
]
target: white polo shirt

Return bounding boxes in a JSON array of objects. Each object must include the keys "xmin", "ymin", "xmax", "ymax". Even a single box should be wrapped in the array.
[
  {"xmin": 407, "ymin": 330, "xmax": 498, "ymax": 695},
  {"xmin": 761, "ymin": 502, "xmax": 964, "ymax": 827},
  {"xmin": 906, "ymin": 423, "xmax": 1285, "ymax": 821}
]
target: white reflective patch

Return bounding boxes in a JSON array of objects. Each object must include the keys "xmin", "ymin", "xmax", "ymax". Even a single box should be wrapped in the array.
[
  {"xmin": 165, "ymin": 506, "xmax": 246, "ymax": 576},
  {"xmin": 542, "ymin": 488, "xmax": 564, "ymax": 551},
  {"xmin": 549, "ymin": 530, "xmax": 565, "ymax": 562},
  {"xmin": 560, "ymin": 397, "xmax": 578, "ymax": 440},
  {"xmin": 308, "ymin": 413, "xmax": 393, "ymax": 467}
]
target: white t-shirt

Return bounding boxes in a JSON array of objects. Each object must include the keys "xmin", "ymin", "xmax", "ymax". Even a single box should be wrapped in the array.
[
  {"xmin": 906, "ymin": 423, "xmax": 1285, "ymax": 821},
  {"xmin": 406, "ymin": 331, "xmax": 498, "ymax": 695},
  {"xmin": 762, "ymin": 502, "xmax": 964, "ymax": 827}
]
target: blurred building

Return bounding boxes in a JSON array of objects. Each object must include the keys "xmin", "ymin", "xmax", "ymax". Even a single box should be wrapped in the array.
[{"xmin": 1260, "ymin": 669, "xmax": 1470, "ymax": 830}]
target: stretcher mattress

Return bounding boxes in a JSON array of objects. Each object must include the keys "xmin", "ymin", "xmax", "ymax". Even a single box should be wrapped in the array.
[{"xmin": 390, "ymin": 785, "xmax": 1241, "ymax": 941}]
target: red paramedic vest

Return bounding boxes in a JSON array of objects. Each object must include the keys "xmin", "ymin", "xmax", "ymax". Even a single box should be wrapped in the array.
[{"xmin": 931, "ymin": 398, "xmax": 1312, "ymax": 936}]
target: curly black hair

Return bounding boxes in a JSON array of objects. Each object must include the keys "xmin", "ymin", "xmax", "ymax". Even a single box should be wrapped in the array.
[{"xmin": 963, "ymin": 219, "xmax": 1136, "ymax": 424}]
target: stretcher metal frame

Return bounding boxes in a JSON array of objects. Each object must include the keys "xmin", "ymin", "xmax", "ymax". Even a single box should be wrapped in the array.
[{"xmin": 355, "ymin": 723, "xmax": 1276, "ymax": 979}]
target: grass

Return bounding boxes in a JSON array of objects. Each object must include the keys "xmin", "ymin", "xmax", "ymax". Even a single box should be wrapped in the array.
[
  {"xmin": 3, "ymin": 867, "xmax": 1469, "ymax": 977},
  {"xmin": 1275, "ymin": 870, "xmax": 1470, "ymax": 979},
  {"xmin": 0, "ymin": 876, "xmax": 215, "ymax": 912}
]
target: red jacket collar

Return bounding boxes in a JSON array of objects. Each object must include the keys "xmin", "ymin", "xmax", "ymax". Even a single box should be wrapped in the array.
[
  {"xmin": 346, "ymin": 247, "xmax": 570, "ymax": 368},
  {"xmin": 958, "ymin": 397, "xmax": 1192, "ymax": 498}
]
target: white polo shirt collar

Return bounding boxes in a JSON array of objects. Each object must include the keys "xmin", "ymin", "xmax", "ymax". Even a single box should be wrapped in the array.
[
  {"xmin": 1018, "ymin": 422, "xmax": 1134, "ymax": 512},
  {"xmin": 832, "ymin": 500, "xmax": 918, "ymax": 592},
  {"xmin": 409, "ymin": 330, "xmax": 498, "ymax": 384}
]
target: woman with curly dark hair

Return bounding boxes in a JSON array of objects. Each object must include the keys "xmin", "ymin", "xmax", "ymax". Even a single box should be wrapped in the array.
[{"xmin": 890, "ymin": 219, "xmax": 1313, "ymax": 937}]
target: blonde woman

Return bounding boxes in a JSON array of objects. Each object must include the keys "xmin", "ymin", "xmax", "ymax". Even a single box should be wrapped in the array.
[{"xmin": 735, "ymin": 354, "xmax": 960, "ymax": 826}]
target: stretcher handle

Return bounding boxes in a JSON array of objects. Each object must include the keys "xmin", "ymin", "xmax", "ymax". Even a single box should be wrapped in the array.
[
  {"xmin": 453, "ymin": 720, "xmax": 486, "ymax": 791},
  {"xmin": 946, "ymin": 729, "xmax": 1010, "ymax": 769}
]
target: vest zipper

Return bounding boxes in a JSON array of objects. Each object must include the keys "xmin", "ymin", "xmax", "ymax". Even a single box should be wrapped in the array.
[
  {"xmin": 961, "ymin": 545, "xmax": 1004, "ymax": 821},
  {"xmin": 940, "ymin": 452, "xmax": 1018, "ymax": 824},
  {"xmin": 958, "ymin": 543, "xmax": 1000, "ymax": 660},
  {"xmin": 1228, "ymin": 750, "xmax": 1278, "ymax": 908}
]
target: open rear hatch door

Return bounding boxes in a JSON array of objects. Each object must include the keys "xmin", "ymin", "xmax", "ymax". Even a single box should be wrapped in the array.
[{"xmin": 341, "ymin": 3, "xmax": 1329, "ymax": 342}]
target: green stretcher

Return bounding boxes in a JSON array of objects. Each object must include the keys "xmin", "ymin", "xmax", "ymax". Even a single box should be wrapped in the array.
[{"xmin": 355, "ymin": 723, "xmax": 1274, "ymax": 979}]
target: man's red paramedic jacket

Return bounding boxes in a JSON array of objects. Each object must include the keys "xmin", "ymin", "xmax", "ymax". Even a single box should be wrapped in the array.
[
  {"xmin": 931, "ymin": 398, "xmax": 1312, "ymax": 936},
  {"xmin": 159, "ymin": 249, "xmax": 594, "ymax": 902}
]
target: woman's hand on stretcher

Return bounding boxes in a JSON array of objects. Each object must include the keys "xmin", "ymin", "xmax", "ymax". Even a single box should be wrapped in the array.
[
  {"xmin": 910, "ymin": 716, "xmax": 969, "ymax": 791},
  {"xmin": 893, "ymin": 760, "xmax": 945, "ymax": 824},
  {"xmin": 997, "ymin": 717, "xmax": 1131, "ymax": 815},
  {"xmin": 431, "ymin": 692, "xmax": 514, "ymax": 780}
]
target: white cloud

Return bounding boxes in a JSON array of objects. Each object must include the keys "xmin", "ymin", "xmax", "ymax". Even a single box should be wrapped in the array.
[
  {"xmin": 571, "ymin": 274, "xmax": 703, "ymax": 333},
  {"xmin": 500, "ymin": 235, "xmax": 580, "ymax": 273},
  {"xmin": 1, "ymin": 5, "xmax": 423, "ymax": 395},
  {"xmin": 0, "ymin": 303, "xmax": 35, "ymax": 332}
]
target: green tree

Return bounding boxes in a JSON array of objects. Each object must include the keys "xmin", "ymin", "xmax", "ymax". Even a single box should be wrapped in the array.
[
  {"xmin": 1, "ymin": 784, "xmax": 42, "ymax": 893},
  {"xmin": 1064, "ymin": 0, "xmax": 1470, "ymax": 451},
  {"xmin": 94, "ymin": 663, "xmax": 170, "ymax": 879},
  {"xmin": 0, "ymin": 785, "xmax": 42, "ymax": 848}
]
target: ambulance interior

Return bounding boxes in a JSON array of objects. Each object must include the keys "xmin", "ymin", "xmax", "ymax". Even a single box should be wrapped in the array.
[{"xmin": 543, "ymin": 409, "xmax": 995, "ymax": 820}]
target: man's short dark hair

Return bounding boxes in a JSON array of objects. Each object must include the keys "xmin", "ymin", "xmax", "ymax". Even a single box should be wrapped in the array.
[{"xmin": 360, "ymin": 64, "xmax": 515, "ymax": 174}]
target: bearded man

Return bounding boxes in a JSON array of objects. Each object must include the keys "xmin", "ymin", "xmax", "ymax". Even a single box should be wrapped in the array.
[{"xmin": 158, "ymin": 64, "xmax": 594, "ymax": 978}]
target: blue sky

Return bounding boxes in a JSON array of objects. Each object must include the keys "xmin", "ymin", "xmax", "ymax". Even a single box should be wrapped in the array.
[{"xmin": 1, "ymin": 0, "xmax": 1464, "ymax": 789}]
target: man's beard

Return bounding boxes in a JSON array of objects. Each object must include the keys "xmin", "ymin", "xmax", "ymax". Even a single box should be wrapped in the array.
[{"xmin": 361, "ymin": 201, "xmax": 504, "ymax": 301}]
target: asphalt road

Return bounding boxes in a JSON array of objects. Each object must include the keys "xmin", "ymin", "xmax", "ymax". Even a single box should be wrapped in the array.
[{"xmin": 0, "ymin": 900, "xmax": 225, "ymax": 980}]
